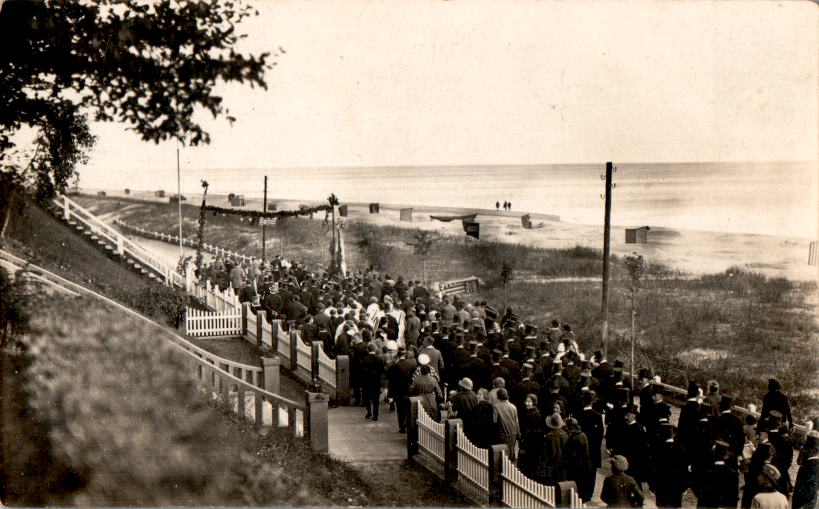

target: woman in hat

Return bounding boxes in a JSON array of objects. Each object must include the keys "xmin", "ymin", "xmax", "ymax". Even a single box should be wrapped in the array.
[
  {"xmin": 539, "ymin": 412, "xmax": 568, "ymax": 485},
  {"xmin": 750, "ymin": 464, "xmax": 788, "ymax": 509},
  {"xmin": 601, "ymin": 455, "xmax": 644, "ymax": 508},
  {"xmin": 519, "ymin": 393, "xmax": 543, "ymax": 478},
  {"xmin": 409, "ymin": 364, "xmax": 443, "ymax": 421}
]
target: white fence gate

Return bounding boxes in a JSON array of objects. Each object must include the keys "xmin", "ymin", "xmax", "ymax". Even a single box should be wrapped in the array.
[{"xmin": 185, "ymin": 307, "xmax": 242, "ymax": 337}]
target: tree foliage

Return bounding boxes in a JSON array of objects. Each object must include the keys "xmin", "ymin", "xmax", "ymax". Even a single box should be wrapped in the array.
[{"xmin": 0, "ymin": 0, "xmax": 270, "ymax": 199}]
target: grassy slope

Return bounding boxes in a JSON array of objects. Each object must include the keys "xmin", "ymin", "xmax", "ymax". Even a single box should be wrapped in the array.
[{"xmin": 79, "ymin": 195, "xmax": 819, "ymax": 417}]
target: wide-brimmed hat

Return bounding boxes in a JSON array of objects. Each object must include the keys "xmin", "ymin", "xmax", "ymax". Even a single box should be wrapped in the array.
[
  {"xmin": 459, "ymin": 377, "xmax": 474, "ymax": 391},
  {"xmin": 545, "ymin": 413, "xmax": 564, "ymax": 430}
]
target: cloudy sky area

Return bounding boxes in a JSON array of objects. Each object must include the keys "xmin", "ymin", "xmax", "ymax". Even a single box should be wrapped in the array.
[{"xmin": 80, "ymin": 0, "xmax": 817, "ymax": 175}]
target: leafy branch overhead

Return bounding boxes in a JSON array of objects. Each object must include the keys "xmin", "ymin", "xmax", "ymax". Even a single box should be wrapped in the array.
[{"xmin": 0, "ymin": 0, "xmax": 272, "ymax": 197}]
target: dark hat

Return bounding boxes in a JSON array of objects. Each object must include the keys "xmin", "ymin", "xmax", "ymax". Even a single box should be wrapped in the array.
[
  {"xmin": 687, "ymin": 381, "xmax": 699, "ymax": 399},
  {"xmin": 613, "ymin": 359, "xmax": 624, "ymax": 372},
  {"xmin": 719, "ymin": 395, "xmax": 733, "ymax": 412},
  {"xmin": 638, "ymin": 368, "xmax": 652, "ymax": 379},
  {"xmin": 768, "ymin": 378, "xmax": 781, "ymax": 391},
  {"xmin": 761, "ymin": 464, "xmax": 781, "ymax": 484},
  {"xmin": 525, "ymin": 345, "xmax": 537, "ymax": 356}
]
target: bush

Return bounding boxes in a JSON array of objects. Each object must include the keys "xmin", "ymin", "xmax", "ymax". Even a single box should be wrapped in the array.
[
  {"xmin": 134, "ymin": 281, "xmax": 187, "ymax": 327},
  {"xmin": 12, "ymin": 296, "xmax": 317, "ymax": 506}
]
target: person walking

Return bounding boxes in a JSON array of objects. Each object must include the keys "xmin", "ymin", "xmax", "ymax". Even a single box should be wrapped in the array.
[
  {"xmin": 565, "ymin": 417, "xmax": 594, "ymax": 502},
  {"xmin": 409, "ymin": 364, "xmax": 443, "ymax": 421},
  {"xmin": 792, "ymin": 432, "xmax": 819, "ymax": 509},
  {"xmin": 360, "ymin": 343, "xmax": 385, "ymax": 421},
  {"xmin": 519, "ymin": 393, "xmax": 543, "ymax": 479},
  {"xmin": 540, "ymin": 412, "xmax": 568, "ymax": 485},
  {"xmin": 649, "ymin": 424, "xmax": 689, "ymax": 509},
  {"xmin": 387, "ymin": 346, "xmax": 417, "ymax": 433},
  {"xmin": 601, "ymin": 455, "xmax": 644, "ymax": 508},
  {"xmin": 495, "ymin": 200, "xmax": 500, "ymax": 211},
  {"xmin": 492, "ymin": 388, "xmax": 520, "ymax": 461},
  {"xmin": 759, "ymin": 378, "xmax": 793, "ymax": 430}
]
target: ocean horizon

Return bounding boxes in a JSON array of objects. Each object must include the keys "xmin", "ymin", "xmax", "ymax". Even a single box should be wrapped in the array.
[{"xmin": 80, "ymin": 161, "xmax": 817, "ymax": 239}]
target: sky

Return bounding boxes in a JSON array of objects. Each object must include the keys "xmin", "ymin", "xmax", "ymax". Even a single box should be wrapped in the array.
[{"xmin": 77, "ymin": 0, "xmax": 818, "ymax": 179}]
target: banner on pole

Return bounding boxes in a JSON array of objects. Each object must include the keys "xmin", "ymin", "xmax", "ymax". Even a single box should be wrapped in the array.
[
  {"xmin": 400, "ymin": 208, "xmax": 413, "ymax": 222},
  {"xmin": 259, "ymin": 218, "xmax": 278, "ymax": 226}
]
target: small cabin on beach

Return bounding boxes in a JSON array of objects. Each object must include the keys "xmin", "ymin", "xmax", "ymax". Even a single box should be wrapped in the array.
[
  {"xmin": 521, "ymin": 214, "xmax": 533, "ymax": 229},
  {"xmin": 338, "ymin": 205, "xmax": 348, "ymax": 217},
  {"xmin": 400, "ymin": 208, "xmax": 413, "ymax": 222},
  {"xmin": 369, "ymin": 203, "xmax": 379, "ymax": 213},
  {"xmin": 154, "ymin": 190, "xmax": 165, "ymax": 197},
  {"xmin": 625, "ymin": 226, "xmax": 650, "ymax": 244},
  {"xmin": 230, "ymin": 195, "xmax": 246, "ymax": 207}
]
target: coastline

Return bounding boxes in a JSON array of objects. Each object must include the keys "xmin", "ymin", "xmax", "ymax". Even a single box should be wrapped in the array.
[{"xmin": 81, "ymin": 188, "xmax": 819, "ymax": 282}]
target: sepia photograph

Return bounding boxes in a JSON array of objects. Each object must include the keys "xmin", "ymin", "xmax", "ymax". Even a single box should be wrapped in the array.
[{"xmin": 1, "ymin": 0, "xmax": 817, "ymax": 507}]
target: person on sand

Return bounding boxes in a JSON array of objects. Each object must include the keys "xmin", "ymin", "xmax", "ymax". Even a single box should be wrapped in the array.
[
  {"xmin": 601, "ymin": 455, "xmax": 644, "ymax": 508},
  {"xmin": 496, "ymin": 200, "xmax": 500, "ymax": 211},
  {"xmin": 503, "ymin": 200, "xmax": 508, "ymax": 211}
]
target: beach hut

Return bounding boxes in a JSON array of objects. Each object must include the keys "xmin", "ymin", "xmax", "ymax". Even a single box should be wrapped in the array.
[
  {"xmin": 809, "ymin": 241, "xmax": 819, "ymax": 266},
  {"xmin": 169, "ymin": 194, "xmax": 186, "ymax": 203},
  {"xmin": 625, "ymin": 226, "xmax": 650, "ymax": 244},
  {"xmin": 400, "ymin": 208, "xmax": 413, "ymax": 222},
  {"xmin": 521, "ymin": 214, "xmax": 533, "ymax": 229},
  {"xmin": 464, "ymin": 222, "xmax": 480, "ymax": 239},
  {"xmin": 230, "ymin": 195, "xmax": 246, "ymax": 206},
  {"xmin": 96, "ymin": 191, "xmax": 106, "ymax": 196},
  {"xmin": 124, "ymin": 189, "xmax": 130, "ymax": 195},
  {"xmin": 338, "ymin": 204, "xmax": 348, "ymax": 217},
  {"xmin": 154, "ymin": 190, "xmax": 165, "ymax": 197},
  {"xmin": 369, "ymin": 203, "xmax": 380, "ymax": 213}
]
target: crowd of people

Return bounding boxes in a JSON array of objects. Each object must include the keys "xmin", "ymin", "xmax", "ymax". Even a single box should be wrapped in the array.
[{"xmin": 197, "ymin": 255, "xmax": 818, "ymax": 509}]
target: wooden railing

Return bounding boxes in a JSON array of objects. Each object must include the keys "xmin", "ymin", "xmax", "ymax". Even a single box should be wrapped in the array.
[
  {"xmin": 54, "ymin": 195, "xmax": 185, "ymax": 288},
  {"xmin": 0, "ymin": 249, "xmax": 329, "ymax": 452},
  {"xmin": 185, "ymin": 306, "xmax": 243, "ymax": 337}
]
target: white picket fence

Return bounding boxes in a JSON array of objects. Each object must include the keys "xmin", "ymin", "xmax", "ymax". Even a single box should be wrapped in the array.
[
  {"xmin": 456, "ymin": 422, "xmax": 490, "ymax": 495},
  {"xmin": 295, "ymin": 334, "xmax": 312, "ymax": 377},
  {"xmin": 417, "ymin": 399, "xmax": 446, "ymax": 464},
  {"xmin": 501, "ymin": 450, "xmax": 556, "ymax": 508},
  {"xmin": 185, "ymin": 307, "xmax": 242, "ymax": 337},
  {"xmin": 316, "ymin": 345, "xmax": 337, "ymax": 393},
  {"xmin": 190, "ymin": 280, "xmax": 240, "ymax": 311}
]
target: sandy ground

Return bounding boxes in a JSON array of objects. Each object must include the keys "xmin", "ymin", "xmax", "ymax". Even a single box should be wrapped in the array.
[{"xmin": 87, "ymin": 188, "xmax": 818, "ymax": 282}]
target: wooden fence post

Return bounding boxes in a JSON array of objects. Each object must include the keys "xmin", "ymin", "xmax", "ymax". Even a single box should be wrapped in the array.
[
  {"xmin": 488, "ymin": 444, "xmax": 507, "ymax": 505},
  {"xmin": 242, "ymin": 302, "xmax": 251, "ymax": 335},
  {"xmin": 445, "ymin": 419, "xmax": 462, "ymax": 483},
  {"xmin": 407, "ymin": 396, "xmax": 422, "ymax": 458},
  {"xmin": 289, "ymin": 331, "xmax": 298, "ymax": 372},
  {"xmin": 63, "ymin": 195, "xmax": 70, "ymax": 220},
  {"xmin": 305, "ymin": 391, "xmax": 329, "ymax": 454},
  {"xmin": 262, "ymin": 357, "xmax": 280, "ymax": 395},
  {"xmin": 256, "ymin": 310, "xmax": 266, "ymax": 348},
  {"xmin": 311, "ymin": 341, "xmax": 321, "ymax": 381},
  {"xmin": 335, "ymin": 355, "xmax": 350, "ymax": 405}
]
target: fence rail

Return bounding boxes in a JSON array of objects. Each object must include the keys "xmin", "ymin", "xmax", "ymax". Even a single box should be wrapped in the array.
[
  {"xmin": 55, "ymin": 195, "xmax": 185, "ymax": 288},
  {"xmin": 456, "ymin": 423, "xmax": 490, "ymax": 494}
]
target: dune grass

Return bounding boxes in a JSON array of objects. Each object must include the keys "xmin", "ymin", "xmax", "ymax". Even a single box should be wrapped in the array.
[{"xmin": 76, "ymin": 195, "xmax": 819, "ymax": 419}]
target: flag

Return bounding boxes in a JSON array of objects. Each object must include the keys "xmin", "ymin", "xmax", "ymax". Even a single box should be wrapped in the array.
[{"xmin": 337, "ymin": 226, "xmax": 347, "ymax": 277}]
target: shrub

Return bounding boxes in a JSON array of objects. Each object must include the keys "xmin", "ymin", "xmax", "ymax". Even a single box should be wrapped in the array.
[{"xmin": 134, "ymin": 281, "xmax": 187, "ymax": 327}]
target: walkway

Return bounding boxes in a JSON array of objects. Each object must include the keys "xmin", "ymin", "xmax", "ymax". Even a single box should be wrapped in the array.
[{"xmin": 328, "ymin": 404, "xmax": 407, "ymax": 462}]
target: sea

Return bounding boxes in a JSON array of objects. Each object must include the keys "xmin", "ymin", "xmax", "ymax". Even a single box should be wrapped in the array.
[{"xmin": 83, "ymin": 161, "xmax": 818, "ymax": 239}]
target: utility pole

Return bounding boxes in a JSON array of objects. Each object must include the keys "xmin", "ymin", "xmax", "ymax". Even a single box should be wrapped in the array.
[
  {"xmin": 262, "ymin": 176, "xmax": 267, "ymax": 261},
  {"xmin": 601, "ymin": 162, "xmax": 614, "ymax": 358},
  {"xmin": 176, "ymin": 141, "xmax": 183, "ymax": 258}
]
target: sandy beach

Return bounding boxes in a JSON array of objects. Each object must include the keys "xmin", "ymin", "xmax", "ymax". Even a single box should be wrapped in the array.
[{"xmin": 84, "ymin": 188, "xmax": 818, "ymax": 282}]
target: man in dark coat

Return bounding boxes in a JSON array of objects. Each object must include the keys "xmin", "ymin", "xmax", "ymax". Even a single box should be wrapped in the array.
[
  {"xmin": 386, "ymin": 347, "xmax": 417, "ymax": 433},
  {"xmin": 450, "ymin": 377, "xmax": 479, "ymax": 438},
  {"xmin": 678, "ymin": 381, "xmax": 703, "ymax": 464},
  {"xmin": 519, "ymin": 393, "xmax": 543, "ymax": 479},
  {"xmin": 649, "ymin": 424, "xmax": 689, "ymax": 509},
  {"xmin": 565, "ymin": 417, "xmax": 595, "ymax": 502},
  {"xmin": 512, "ymin": 364, "xmax": 541, "ymax": 420},
  {"xmin": 636, "ymin": 369, "xmax": 654, "ymax": 427},
  {"xmin": 717, "ymin": 395, "xmax": 745, "ymax": 460},
  {"xmin": 578, "ymin": 391, "xmax": 605, "ymax": 469},
  {"xmin": 792, "ymin": 433, "xmax": 819, "ymax": 509},
  {"xmin": 286, "ymin": 294, "xmax": 307, "ymax": 322},
  {"xmin": 620, "ymin": 406, "xmax": 650, "ymax": 490},
  {"xmin": 360, "ymin": 343, "xmax": 385, "ymax": 420},
  {"xmin": 692, "ymin": 446, "xmax": 739, "ymax": 509},
  {"xmin": 759, "ymin": 378, "xmax": 793, "ymax": 430},
  {"xmin": 766, "ymin": 411, "xmax": 794, "ymax": 492}
]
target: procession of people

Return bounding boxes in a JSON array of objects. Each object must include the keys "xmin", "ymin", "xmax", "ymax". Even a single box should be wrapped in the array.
[{"xmin": 197, "ymin": 255, "xmax": 819, "ymax": 509}]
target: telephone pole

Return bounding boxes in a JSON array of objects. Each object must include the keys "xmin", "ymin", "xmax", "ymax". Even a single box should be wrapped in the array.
[
  {"xmin": 262, "ymin": 176, "xmax": 268, "ymax": 261},
  {"xmin": 601, "ymin": 161, "xmax": 614, "ymax": 358}
]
